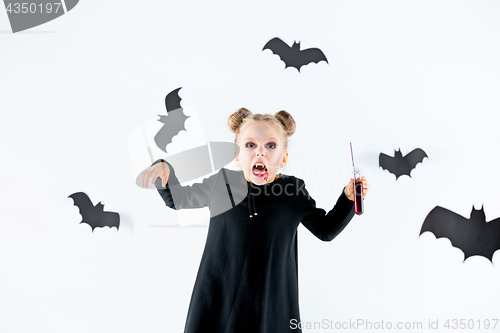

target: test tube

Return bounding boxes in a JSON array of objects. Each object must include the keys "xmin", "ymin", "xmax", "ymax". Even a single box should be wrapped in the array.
[{"xmin": 353, "ymin": 168, "xmax": 364, "ymax": 215}]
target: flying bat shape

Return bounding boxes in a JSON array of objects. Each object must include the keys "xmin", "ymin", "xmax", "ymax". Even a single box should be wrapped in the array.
[
  {"xmin": 68, "ymin": 192, "xmax": 120, "ymax": 232},
  {"xmin": 154, "ymin": 87, "xmax": 191, "ymax": 153},
  {"xmin": 379, "ymin": 148, "xmax": 428, "ymax": 180},
  {"xmin": 262, "ymin": 37, "xmax": 328, "ymax": 72},
  {"xmin": 420, "ymin": 206, "xmax": 500, "ymax": 262}
]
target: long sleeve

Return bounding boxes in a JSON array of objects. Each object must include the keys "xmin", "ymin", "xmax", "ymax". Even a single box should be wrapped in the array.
[
  {"xmin": 151, "ymin": 159, "xmax": 220, "ymax": 210},
  {"xmin": 299, "ymin": 179, "xmax": 355, "ymax": 241}
]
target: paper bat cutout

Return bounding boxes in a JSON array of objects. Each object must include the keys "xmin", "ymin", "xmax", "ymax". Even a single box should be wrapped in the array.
[
  {"xmin": 420, "ymin": 206, "xmax": 500, "ymax": 262},
  {"xmin": 379, "ymin": 148, "xmax": 428, "ymax": 180},
  {"xmin": 4, "ymin": 0, "xmax": 80, "ymax": 33},
  {"xmin": 68, "ymin": 192, "xmax": 120, "ymax": 232},
  {"xmin": 262, "ymin": 37, "xmax": 328, "ymax": 72},
  {"xmin": 154, "ymin": 87, "xmax": 191, "ymax": 153}
]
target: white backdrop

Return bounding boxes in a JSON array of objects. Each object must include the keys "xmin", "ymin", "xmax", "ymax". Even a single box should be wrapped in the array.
[{"xmin": 1, "ymin": 1, "xmax": 500, "ymax": 332}]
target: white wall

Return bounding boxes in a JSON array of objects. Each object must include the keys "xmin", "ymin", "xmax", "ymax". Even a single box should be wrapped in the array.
[{"xmin": 1, "ymin": 0, "xmax": 499, "ymax": 332}]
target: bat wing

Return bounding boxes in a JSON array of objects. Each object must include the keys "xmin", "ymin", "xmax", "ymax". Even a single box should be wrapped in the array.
[
  {"xmin": 154, "ymin": 87, "xmax": 190, "ymax": 153},
  {"xmin": 99, "ymin": 211, "xmax": 120, "ymax": 230},
  {"xmin": 262, "ymin": 37, "xmax": 295, "ymax": 69},
  {"xmin": 404, "ymin": 148, "xmax": 428, "ymax": 177},
  {"xmin": 420, "ymin": 206, "xmax": 481, "ymax": 261},
  {"xmin": 379, "ymin": 152, "xmax": 404, "ymax": 179},
  {"xmin": 481, "ymin": 216, "xmax": 500, "ymax": 262},
  {"xmin": 296, "ymin": 48, "xmax": 328, "ymax": 71},
  {"xmin": 165, "ymin": 87, "xmax": 182, "ymax": 112},
  {"xmin": 69, "ymin": 192, "xmax": 97, "ymax": 228}
]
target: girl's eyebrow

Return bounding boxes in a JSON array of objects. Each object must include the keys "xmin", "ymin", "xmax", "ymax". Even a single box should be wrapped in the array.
[{"xmin": 244, "ymin": 137, "xmax": 278, "ymax": 141}]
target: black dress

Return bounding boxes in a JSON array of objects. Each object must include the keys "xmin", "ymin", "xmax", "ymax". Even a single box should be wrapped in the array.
[{"xmin": 151, "ymin": 159, "xmax": 355, "ymax": 333}]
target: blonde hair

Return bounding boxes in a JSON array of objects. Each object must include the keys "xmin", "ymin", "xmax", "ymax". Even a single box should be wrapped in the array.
[{"xmin": 227, "ymin": 108, "xmax": 296, "ymax": 155}]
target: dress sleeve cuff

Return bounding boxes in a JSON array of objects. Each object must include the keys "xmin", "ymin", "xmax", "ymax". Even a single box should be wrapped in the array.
[
  {"xmin": 151, "ymin": 158, "xmax": 166, "ymax": 167},
  {"xmin": 339, "ymin": 186, "xmax": 355, "ymax": 208}
]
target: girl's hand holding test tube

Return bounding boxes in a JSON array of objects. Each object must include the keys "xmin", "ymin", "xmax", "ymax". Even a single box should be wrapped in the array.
[{"xmin": 343, "ymin": 176, "xmax": 370, "ymax": 201}]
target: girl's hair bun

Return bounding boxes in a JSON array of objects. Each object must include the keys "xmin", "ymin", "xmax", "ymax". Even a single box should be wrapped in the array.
[
  {"xmin": 228, "ymin": 107, "xmax": 252, "ymax": 134},
  {"xmin": 274, "ymin": 110, "xmax": 296, "ymax": 137}
]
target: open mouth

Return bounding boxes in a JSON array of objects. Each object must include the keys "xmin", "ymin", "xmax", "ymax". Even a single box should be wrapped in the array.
[{"xmin": 252, "ymin": 162, "xmax": 268, "ymax": 180}]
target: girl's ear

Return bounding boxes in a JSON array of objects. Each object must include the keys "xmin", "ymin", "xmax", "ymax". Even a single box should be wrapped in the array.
[
  {"xmin": 281, "ymin": 151, "xmax": 289, "ymax": 166},
  {"xmin": 235, "ymin": 156, "xmax": 243, "ymax": 170}
]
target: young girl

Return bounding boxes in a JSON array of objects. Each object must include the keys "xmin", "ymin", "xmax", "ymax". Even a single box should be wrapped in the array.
[{"xmin": 140, "ymin": 108, "xmax": 370, "ymax": 333}]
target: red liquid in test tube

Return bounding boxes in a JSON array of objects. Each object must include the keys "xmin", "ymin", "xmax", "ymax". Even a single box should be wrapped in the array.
[
  {"xmin": 353, "ymin": 170, "xmax": 364, "ymax": 215},
  {"xmin": 350, "ymin": 143, "xmax": 364, "ymax": 215}
]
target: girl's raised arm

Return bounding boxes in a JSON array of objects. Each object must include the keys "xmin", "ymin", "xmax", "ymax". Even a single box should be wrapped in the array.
[
  {"xmin": 149, "ymin": 159, "xmax": 220, "ymax": 210},
  {"xmin": 299, "ymin": 179, "xmax": 355, "ymax": 242}
]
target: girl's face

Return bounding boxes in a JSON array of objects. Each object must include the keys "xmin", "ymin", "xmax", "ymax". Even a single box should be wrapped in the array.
[{"xmin": 235, "ymin": 121, "xmax": 288, "ymax": 185}]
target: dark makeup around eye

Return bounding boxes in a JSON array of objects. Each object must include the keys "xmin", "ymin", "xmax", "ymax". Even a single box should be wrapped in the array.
[{"xmin": 246, "ymin": 142, "xmax": 277, "ymax": 148}]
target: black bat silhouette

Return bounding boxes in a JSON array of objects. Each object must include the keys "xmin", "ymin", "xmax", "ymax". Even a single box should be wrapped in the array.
[
  {"xmin": 154, "ymin": 87, "xmax": 191, "ymax": 153},
  {"xmin": 420, "ymin": 206, "xmax": 500, "ymax": 263},
  {"xmin": 379, "ymin": 148, "xmax": 428, "ymax": 180},
  {"xmin": 68, "ymin": 192, "xmax": 120, "ymax": 232},
  {"xmin": 262, "ymin": 37, "xmax": 328, "ymax": 72}
]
